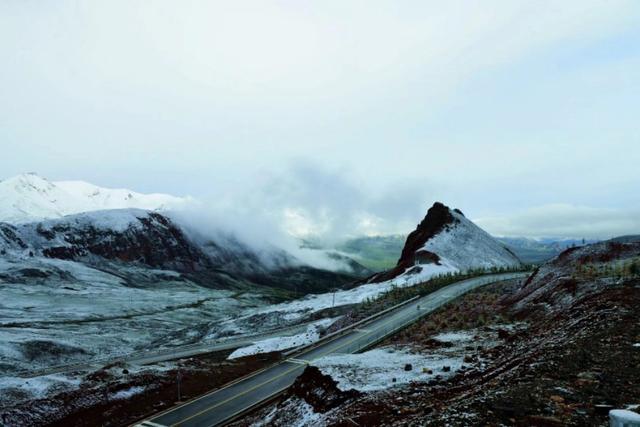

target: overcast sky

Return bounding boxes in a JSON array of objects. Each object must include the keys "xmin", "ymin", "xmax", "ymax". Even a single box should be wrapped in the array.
[{"xmin": 2, "ymin": 1, "xmax": 639, "ymax": 239}]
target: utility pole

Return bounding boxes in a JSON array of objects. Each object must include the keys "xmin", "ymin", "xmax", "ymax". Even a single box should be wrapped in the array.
[{"xmin": 176, "ymin": 368, "xmax": 183, "ymax": 402}]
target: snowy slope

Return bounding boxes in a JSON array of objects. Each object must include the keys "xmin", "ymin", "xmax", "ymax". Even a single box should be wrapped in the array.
[
  {"xmin": 0, "ymin": 209, "xmax": 215, "ymax": 274},
  {"xmin": 0, "ymin": 173, "xmax": 189, "ymax": 224},
  {"xmin": 55, "ymin": 180, "xmax": 187, "ymax": 212},
  {"xmin": 373, "ymin": 202, "xmax": 521, "ymax": 282},
  {"xmin": 422, "ymin": 209, "xmax": 521, "ymax": 271}
]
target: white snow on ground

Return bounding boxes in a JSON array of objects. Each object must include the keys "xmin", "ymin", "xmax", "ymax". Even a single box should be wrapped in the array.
[
  {"xmin": 30, "ymin": 208, "xmax": 153, "ymax": 233},
  {"xmin": 0, "ymin": 374, "xmax": 81, "ymax": 405},
  {"xmin": 433, "ymin": 331, "xmax": 474, "ymax": 343},
  {"xmin": 0, "ymin": 173, "xmax": 191, "ymax": 224},
  {"xmin": 421, "ymin": 209, "xmax": 521, "ymax": 271},
  {"xmin": 228, "ymin": 318, "xmax": 337, "ymax": 360},
  {"xmin": 253, "ymin": 400, "xmax": 323, "ymax": 427},
  {"xmin": 312, "ymin": 346, "xmax": 464, "ymax": 392},
  {"xmin": 247, "ymin": 262, "xmax": 458, "ymax": 323},
  {"xmin": 110, "ymin": 385, "xmax": 146, "ymax": 400},
  {"xmin": 0, "ymin": 255, "xmax": 254, "ymax": 373}
]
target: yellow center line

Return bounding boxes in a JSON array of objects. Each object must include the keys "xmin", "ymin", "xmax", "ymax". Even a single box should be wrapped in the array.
[
  {"xmin": 168, "ymin": 274, "xmax": 523, "ymax": 426},
  {"xmin": 170, "ymin": 302, "xmax": 419, "ymax": 426}
]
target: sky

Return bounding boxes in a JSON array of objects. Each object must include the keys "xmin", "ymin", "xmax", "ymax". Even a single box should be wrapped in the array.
[{"xmin": 1, "ymin": 1, "xmax": 639, "ymax": 240}]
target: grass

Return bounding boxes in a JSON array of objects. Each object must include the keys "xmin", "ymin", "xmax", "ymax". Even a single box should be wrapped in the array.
[{"xmin": 347, "ymin": 265, "xmax": 529, "ymax": 323}]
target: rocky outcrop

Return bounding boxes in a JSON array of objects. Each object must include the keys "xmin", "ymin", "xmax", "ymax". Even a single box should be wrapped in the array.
[
  {"xmin": 371, "ymin": 202, "xmax": 521, "ymax": 282},
  {"xmin": 372, "ymin": 202, "xmax": 456, "ymax": 282},
  {"xmin": 288, "ymin": 366, "xmax": 361, "ymax": 412},
  {"xmin": 15, "ymin": 210, "xmax": 210, "ymax": 272}
]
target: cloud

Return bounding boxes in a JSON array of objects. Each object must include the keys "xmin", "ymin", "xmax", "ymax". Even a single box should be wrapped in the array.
[
  {"xmin": 475, "ymin": 204, "xmax": 640, "ymax": 239},
  {"xmin": 253, "ymin": 162, "xmax": 434, "ymax": 241},
  {"xmin": 1, "ymin": 1, "xmax": 639, "ymax": 246},
  {"xmin": 165, "ymin": 161, "xmax": 433, "ymax": 270}
]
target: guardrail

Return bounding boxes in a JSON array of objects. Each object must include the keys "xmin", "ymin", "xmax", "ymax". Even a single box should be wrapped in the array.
[
  {"xmin": 216, "ymin": 273, "xmax": 527, "ymax": 426},
  {"xmin": 133, "ymin": 272, "xmax": 528, "ymax": 427},
  {"xmin": 282, "ymin": 295, "xmax": 421, "ymax": 357},
  {"xmin": 138, "ymin": 293, "xmax": 424, "ymax": 427},
  {"xmin": 353, "ymin": 273, "xmax": 527, "ymax": 353},
  {"xmin": 14, "ymin": 273, "xmax": 528, "ymax": 379}
]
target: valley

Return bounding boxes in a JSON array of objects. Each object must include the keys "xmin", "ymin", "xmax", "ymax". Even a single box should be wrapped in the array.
[
  {"xmin": 3, "ymin": 5, "xmax": 639, "ymax": 425},
  {"xmin": 0, "ymin": 174, "xmax": 637, "ymax": 427}
]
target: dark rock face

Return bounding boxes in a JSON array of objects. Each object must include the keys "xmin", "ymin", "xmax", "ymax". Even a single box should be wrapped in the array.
[
  {"xmin": 0, "ymin": 223, "xmax": 28, "ymax": 250},
  {"xmin": 2, "ymin": 210, "xmax": 363, "ymax": 292},
  {"xmin": 371, "ymin": 202, "xmax": 458, "ymax": 282},
  {"xmin": 37, "ymin": 212, "xmax": 208, "ymax": 272},
  {"xmin": 288, "ymin": 366, "xmax": 361, "ymax": 413},
  {"xmin": 19, "ymin": 340, "xmax": 88, "ymax": 363}
]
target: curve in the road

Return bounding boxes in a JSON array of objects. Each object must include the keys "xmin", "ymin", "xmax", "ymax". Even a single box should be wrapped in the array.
[{"xmin": 137, "ymin": 272, "xmax": 528, "ymax": 427}]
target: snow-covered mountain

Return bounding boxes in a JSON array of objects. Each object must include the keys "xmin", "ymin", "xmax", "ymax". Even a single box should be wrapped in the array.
[
  {"xmin": 0, "ymin": 173, "xmax": 189, "ymax": 224},
  {"xmin": 372, "ymin": 202, "xmax": 521, "ymax": 282},
  {"xmin": 0, "ymin": 208, "xmax": 365, "ymax": 293},
  {"xmin": 0, "ymin": 209, "xmax": 210, "ymax": 271}
]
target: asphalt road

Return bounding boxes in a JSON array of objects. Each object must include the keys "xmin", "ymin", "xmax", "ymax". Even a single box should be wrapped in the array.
[{"xmin": 139, "ymin": 272, "xmax": 528, "ymax": 427}]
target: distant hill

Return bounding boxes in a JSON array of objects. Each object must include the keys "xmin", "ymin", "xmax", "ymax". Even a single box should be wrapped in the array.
[
  {"xmin": 608, "ymin": 235, "xmax": 640, "ymax": 243},
  {"xmin": 497, "ymin": 237, "xmax": 600, "ymax": 264},
  {"xmin": 335, "ymin": 235, "xmax": 405, "ymax": 271},
  {"xmin": 0, "ymin": 209, "xmax": 365, "ymax": 294}
]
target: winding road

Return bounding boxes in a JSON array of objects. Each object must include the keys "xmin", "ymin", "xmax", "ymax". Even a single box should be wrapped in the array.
[{"xmin": 136, "ymin": 272, "xmax": 528, "ymax": 427}]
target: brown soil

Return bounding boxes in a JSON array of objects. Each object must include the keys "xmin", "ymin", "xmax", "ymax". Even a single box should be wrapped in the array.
[
  {"xmin": 332, "ymin": 283, "xmax": 640, "ymax": 426},
  {"xmin": 1, "ymin": 350, "xmax": 281, "ymax": 427}
]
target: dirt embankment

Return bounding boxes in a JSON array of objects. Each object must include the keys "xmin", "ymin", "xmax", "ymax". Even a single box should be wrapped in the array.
[{"xmin": 1, "ymin": 350, "xmax": 281, "ymax": 427}]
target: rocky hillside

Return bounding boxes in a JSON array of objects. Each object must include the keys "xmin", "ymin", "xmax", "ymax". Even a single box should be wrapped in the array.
[
  {"xmin": 0, "ymin": 209, "xmax": 365, "ymax": 293},
  {"xmin": 1, "ymin": 209, "xmax": 208, "ymax": 272},
  {"xmin": 506, "ymin": 240, "xmax": 640, "ymax": 313},
  {"xmin": 240, "ymin": 240, "xmax": 640, "ymax": 426},
  {"xmin": 372, "ymin": 202, "xmax": 521, "ymax": 282}
]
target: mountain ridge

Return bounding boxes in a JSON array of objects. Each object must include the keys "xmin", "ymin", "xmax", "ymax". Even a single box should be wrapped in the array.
[
  {"xmin": 0, "ymin": 173, "xmax": 190, "ymax": 224},
  {"xmin": 0, "ymin": 208, "xmax": 366, "ymax": 294},
  {"xmin": 371, "ymin": 202, "xmax": 521, "ymax": 282}
]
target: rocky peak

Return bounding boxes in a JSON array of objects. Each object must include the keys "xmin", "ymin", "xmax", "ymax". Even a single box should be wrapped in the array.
[
  {"xmin": 370, "ymin": 201, "xmax": 521, "ymax": 283},
  {"xmin": 372, "ymin": 202, "xmax": 459, "ymax": 282},
  {"xmin": 288, "ymin": 366, "xmax": 361, "ymax": 413},
  {"xmin": 398, "ymin": 202, "xmax": 459, "ymax": 263}
]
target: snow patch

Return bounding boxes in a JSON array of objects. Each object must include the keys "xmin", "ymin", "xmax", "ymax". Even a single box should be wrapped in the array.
[
  {"xmin": 252, "ymin": 399, "xmax": 322, "ymax": 427},
  {"xmin": 247, "ymin": 262, "xmax": 457, "ymax": 323},
  {"xmin": 227, "ymin": 318, "xmax": 336, "ymax": 360},
  {"xmin": 0, "ymin": 173, "xmax": 191, "ymax": 224},
  {"xmin": 421, "ymin": 209, "xmax": 521, "ymax": 271},
  {"xmin": 433, "ymin": 331, "xmax": 474, "ymax": 343},
  {"xmin": 312, "ymin": 346, "xmax": 464, "ymax": 392},
  {"xmin": 0, "ymin": 374, "xmax": 81, "ymax": 405},
  {"xmin": 110, "ymin": 385, "xmax": 146, "ymax": 400}
]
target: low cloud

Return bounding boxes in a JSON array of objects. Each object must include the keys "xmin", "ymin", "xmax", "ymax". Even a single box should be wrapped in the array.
[
  {"xmin": 475, "ymin": 204, "xmax": 640, "ymax": 240},
  {"xmin": 165, "ymin": 162, "xmax": 433, "ymax": 270}
]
